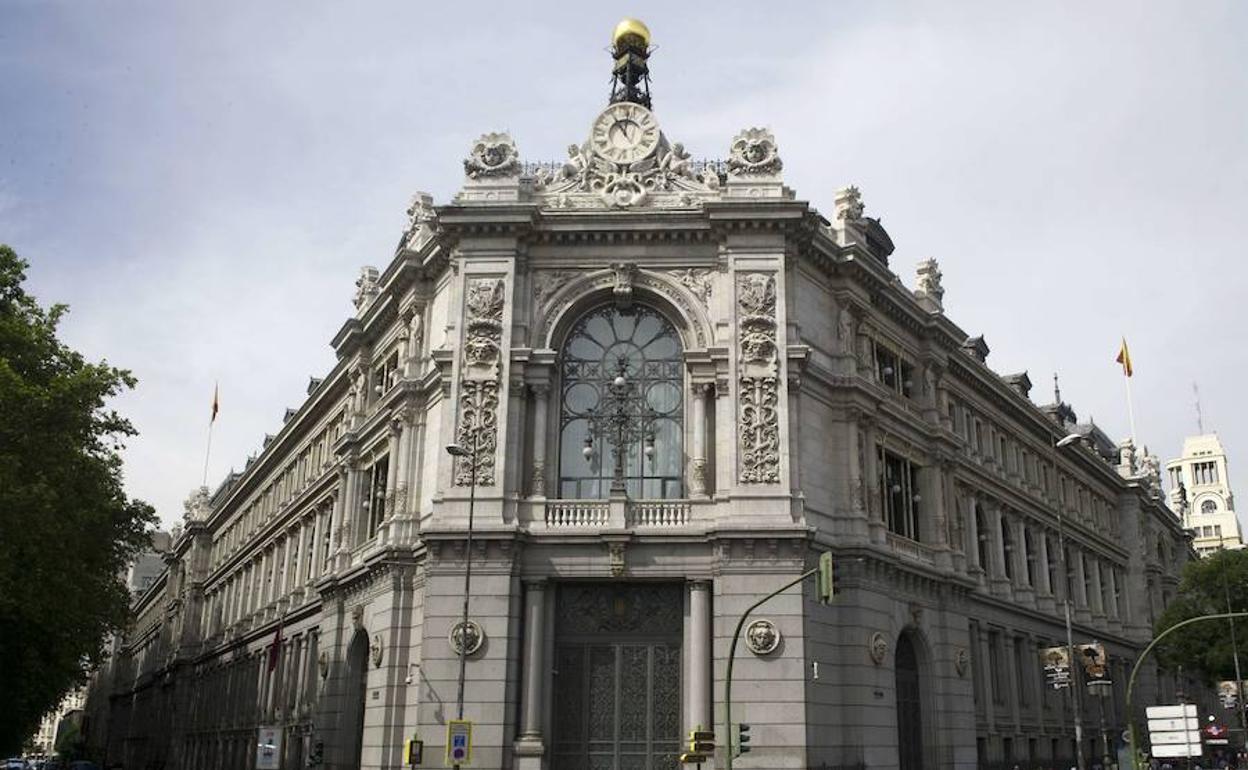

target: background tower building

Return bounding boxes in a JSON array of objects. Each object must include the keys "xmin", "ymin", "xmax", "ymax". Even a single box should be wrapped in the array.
[{"xmin": 1167, "ymin": 433, "xmax": 1243, "ymax": 555}]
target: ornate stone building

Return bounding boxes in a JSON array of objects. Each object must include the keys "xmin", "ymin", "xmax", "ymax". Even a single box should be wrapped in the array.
[{"xmin": 83, "ymin": 21, "xmax": 1199, "ymax": 770}]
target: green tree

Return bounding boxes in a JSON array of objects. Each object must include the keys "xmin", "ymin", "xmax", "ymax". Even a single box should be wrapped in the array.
[
  {"xmin": 1155, "ymin": 548, "xmax": 1248, "ymax": 681},
  {"xmin": 0, "ymin": 244, "xmax": 156, "ymax": 754}
]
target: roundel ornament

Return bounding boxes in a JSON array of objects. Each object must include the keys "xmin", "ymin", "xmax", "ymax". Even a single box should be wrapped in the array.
[{"xmin": 591, "ymin": 103, "xmax": 660, "ymax": 164}]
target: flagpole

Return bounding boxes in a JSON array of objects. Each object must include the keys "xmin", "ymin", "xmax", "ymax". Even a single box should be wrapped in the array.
[
  {"xmin": 202, "ymin": 383, "xmax": 218, "ymax": 488},
  {"xmin": 1123, "ymin": 371, "xmax": 1138, "ymax": 448},
  {"xmin": 202, "ymin": 419, "xmax": 215, "ymax": 487}
]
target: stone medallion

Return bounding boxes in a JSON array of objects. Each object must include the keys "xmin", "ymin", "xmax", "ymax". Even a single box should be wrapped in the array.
[
  {"xmin": 449, "ymin": 619, "xmax": 485, "ymax": 656},
  {"xmin": 745, "ymin": 619, "xmax": 781, "ymax": 656}
]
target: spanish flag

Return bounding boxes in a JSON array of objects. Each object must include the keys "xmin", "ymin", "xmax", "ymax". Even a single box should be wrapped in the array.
[
  {"xmin": 1116, "ymin": 338, "xmax": 1133, "ymax": 378},
  {"xmin": 211, "ymin": 383, "xmax": 220, "ymax": 423}
]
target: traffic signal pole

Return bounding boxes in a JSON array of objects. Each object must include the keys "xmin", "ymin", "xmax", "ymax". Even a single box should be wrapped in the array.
[{"xmin": 724, "ymin": 555, "xmax": 833, "ymax": 770}]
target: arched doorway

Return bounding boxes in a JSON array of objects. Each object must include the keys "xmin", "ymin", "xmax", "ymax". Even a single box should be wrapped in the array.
[
  {"xmin": 342, "ymin": 630, "xmax": 369, "ymax": 770},
  {"xmin": 895, "ymin": 633, "xmax": 924, "ymax": 770}
]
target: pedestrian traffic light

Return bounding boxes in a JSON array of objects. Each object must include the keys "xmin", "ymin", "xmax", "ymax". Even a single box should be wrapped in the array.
[
  {"xmin": 817, "ymin": 551, "xmax": 837, "ymax": 604},
  {"xmin": 732, "ymin": 722, "xmax": 751, "ymax": 757}
]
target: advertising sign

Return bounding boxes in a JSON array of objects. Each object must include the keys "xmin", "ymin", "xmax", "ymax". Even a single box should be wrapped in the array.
[
  {"xmin": 1077, "ymin": 642, "xmax": 1107, "ymax": 680},
  {"xmin": 256, "ymin": 725, "xmax": 282, "ymax": 770},
  {"xmin": 1041, "ymin": 646, "xmax": 1071, "ymax": 689},
  {"xmin": 1217, "ymin": 680, "xmax": 1245, "ymax": 709}
]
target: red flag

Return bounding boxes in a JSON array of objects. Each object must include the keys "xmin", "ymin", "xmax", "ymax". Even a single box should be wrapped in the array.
[
  {"xmin": 211, "ymin": 383, "xmax": 220, "ymax": 423},
  {"xmin": 268, "ymin": 621, "xmax": 282, "ymax": 672}
]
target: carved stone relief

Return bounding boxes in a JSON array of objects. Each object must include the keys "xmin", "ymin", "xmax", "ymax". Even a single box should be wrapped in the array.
[
  {"xmin": 353, "ymin": 266, "xmax": 380, "ymax": 311},
  {"xmin": 533, "ymin": 270, "xmax": 578, "ymax": 309},
  {"xmin": 745, "ymin": 619, "xmax": 781, "ymax": 656},
  {"xmin": 869, "ymin": 632, "xmax": 889, "ymax": 665},
  {"xmin": 727, "ymin": 127, "xmax": 783, "ymax": 177},
  {"xmin": 449, "ymin": 620, "xmax": 485, "ymax": 656},
  {"xmin": 955, "ymin": 647, "xmax": 970, "ymax": 677},
  {"xmin": 669, "ymin": 268, "xmax": 713, "ymax": 307},
  {"xmin": 539, "ymin": 267, "xmax": 708, "ymax": 349},
  {"xmin": 455, "ymin": 277, "xmax": 505, "ymax": 486},
  {"xmin": 737, "ymin": 273, "xmax": 780, "ymax": 484},
  {"xmin": 463, "ymin": 132, "xmax": 521, "ymax": 179}
]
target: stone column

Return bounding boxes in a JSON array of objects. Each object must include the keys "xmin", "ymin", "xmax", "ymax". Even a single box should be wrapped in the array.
[
  {"xmin": 335, "ymin": 463, "xmax": 358, "ymax": 569},
  {"xmin": 862, "ymin": 419, "xmax": 885, "ymax": 544},
  {"xmin": 1014, "ymin": 517, "xmax": 1033, "ymax": 602},
  {"xmin": 515, "ymin": 580, "xmax": 547, "ymax": 767},
  {"xmin": 1107, "ymin": 568, "xmax": 1120, "ymax": 620},
  {"xmin": 989, "ymin": 504, "xmax": 1012, "ymax": 596},
  {"xmin": 688, "ymin": 581, "xmax": 712, "ymax": 732},
  {"xmin": 530, "ymin": 384, "xmax": 549, "ymax": 498},
  {"xmin": 292, "ymin": 519, "xmax": 308, "ymax": 601},
  {"xmin": 967, "ymin": 495, "xmax": 983, "ymax": 575},
  {"xmin": 689, "ymin": 383, "xmax": 710, "ymax": 498}
]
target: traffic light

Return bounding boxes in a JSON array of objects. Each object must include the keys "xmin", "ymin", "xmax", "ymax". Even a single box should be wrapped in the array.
[
  {"xmin": 817, "ymin": 551, "xmax": 837, "ymax": 604},
  {"xmin": 732, "ymin": 722, "xmax": 752, "ymax": 757},
  {"xmin": 680, "ymin": 728, "xmax": 715, "ymax": 763}
]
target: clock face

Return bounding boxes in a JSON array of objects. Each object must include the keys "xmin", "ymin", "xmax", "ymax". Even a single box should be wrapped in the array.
[
  {"xmin": 1202, "ymin": 499, "xmax": 1217, "ymax": 514},
  {"xmin": 591, "ymin": 103, "xmax": 660, "ymax": 164}
]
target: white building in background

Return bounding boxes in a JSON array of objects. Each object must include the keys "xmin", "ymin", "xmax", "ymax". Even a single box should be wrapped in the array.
[
  {"xmin": 29, "ymin": 688, "xmax": 85, "ymax": 756},
  {"xmin": 1167, "ymin": 434, "xmax": 1243, "ymax": 555}
]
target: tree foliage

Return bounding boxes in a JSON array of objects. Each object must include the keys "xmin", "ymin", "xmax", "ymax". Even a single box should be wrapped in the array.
[
  {"xmin": 0, "ymin": 244, "xmax": 156, "ymax": 754},
  {"xmin": 1155, "ymin": 548, "xmax": 1248, "ymax": 681}
]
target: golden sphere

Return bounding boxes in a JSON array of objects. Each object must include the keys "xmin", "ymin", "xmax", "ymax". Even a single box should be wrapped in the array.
[{"xmin": 612, "ymin": 18, "xmax": 651, "ymax": 50}]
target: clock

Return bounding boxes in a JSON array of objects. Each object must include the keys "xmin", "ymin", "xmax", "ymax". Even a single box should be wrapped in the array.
[
  {"xmin": 1202, "ymin": 499, "xmax": 1217, "ymax": 514},
  {"xmin": 591, "ymin": 103, "xmax": 660, "ymax": 164}
]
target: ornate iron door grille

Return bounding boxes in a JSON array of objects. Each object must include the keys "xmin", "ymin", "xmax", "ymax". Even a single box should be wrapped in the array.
[{"xmin": 552, "ymin": 583, "xmax": 682, "ymax": 770}]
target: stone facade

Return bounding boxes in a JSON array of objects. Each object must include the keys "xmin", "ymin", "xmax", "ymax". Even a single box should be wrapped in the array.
[{"xmin": 83, "ymin": 31, "xmax": 1204, "ymax": 770}]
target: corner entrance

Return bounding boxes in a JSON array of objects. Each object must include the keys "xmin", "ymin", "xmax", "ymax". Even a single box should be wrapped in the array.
[{"xmin": 551, "ymin": 582, "xmax": 682, "ymax": 770}]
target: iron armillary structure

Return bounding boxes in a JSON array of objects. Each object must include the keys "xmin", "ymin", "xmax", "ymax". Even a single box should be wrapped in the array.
[{"xmin": 584, "ymin": 356, "xmax": 659, "ymax": 495}]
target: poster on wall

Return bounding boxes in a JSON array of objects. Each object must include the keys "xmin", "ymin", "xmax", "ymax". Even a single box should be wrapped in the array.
[{"xmin": 256, "ymin": 725, "xmax": 282, "ymax": 770}]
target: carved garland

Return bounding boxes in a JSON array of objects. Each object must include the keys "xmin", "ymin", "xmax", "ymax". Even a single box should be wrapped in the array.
[
  {"xmin": 454, "ymin": 277, "xmax": 505, "ymax": 486},
  {"xmin": 737, "ymin": 273, "xmax": 780, "ymax": 484}
]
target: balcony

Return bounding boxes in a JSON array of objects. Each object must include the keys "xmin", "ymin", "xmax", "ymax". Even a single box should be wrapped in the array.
[
  {"xmin": 885, "ymin": 531, "xmax": 936, "ymax": 566},
  {"xmin": 539, "ymin": 498, "xmax": 694, "ymax": 531}
]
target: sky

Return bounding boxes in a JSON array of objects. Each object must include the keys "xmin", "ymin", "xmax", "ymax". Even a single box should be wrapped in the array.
[{"xmin": 2, "ymin": 1, "xmax": 1246, "ymax": 530}]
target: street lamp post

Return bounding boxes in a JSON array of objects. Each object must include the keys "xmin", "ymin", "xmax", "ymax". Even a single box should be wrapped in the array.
[
  {"xmin": 1055, "ymin": 432, "xmax": 1088, "ymax": 770},
  {"xmin": 446, "ymin": 428, "xmax": 481, "ymax": 727}
]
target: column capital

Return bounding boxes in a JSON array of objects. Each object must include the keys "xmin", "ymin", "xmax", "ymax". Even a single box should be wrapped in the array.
[
  {"xmin": 522, "ymin": 577, "xmax": 549, "ymax": 591},
  {"xmin": 688, "ymin": 579, "xmax": 713, "ymax": 592}
]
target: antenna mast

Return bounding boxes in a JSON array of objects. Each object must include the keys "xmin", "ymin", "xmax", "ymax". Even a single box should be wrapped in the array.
[{"xmin": 1194, "ymin": 382, "xmax": 1205, "ymax": 434}]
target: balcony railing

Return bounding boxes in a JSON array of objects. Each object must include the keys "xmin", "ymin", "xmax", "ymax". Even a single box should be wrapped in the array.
[
  {"xmin": 885, "ymin": 531, "xmax": 936, "ymax": 565},
  {"xmin": 541, "ymin": 499, "xmax": 694, "ymax": 530}
]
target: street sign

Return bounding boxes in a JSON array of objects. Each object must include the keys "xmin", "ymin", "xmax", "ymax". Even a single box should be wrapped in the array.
[
  {"xmin": 1150, "ymin": 730, "xmax": 1202, "ymax": 745},
  {"xmin": 255, "ymin": 725, "xmax": 282, "ymax": 770},
  {"xmin": 1148, "ymin": 718, "xmax": 1199, "ymax": 732},
  {"xmin": 403, "ymin": 735, "xmax": 424, "ymax": 765},
  {"xmin": 1152, "ymin": 744, "xmax": 1203, "ymax": 758},
  {"xmin": 1147, "ymin": 704, "xmax": 1198, "ymax": 719},
  {"xmin": 445, "ymin": 720, "xmax": 472, "ymax": 766},
  {"xmin": 1146, "ymin": 705, "xmax": 1201, "ymax": 759}
]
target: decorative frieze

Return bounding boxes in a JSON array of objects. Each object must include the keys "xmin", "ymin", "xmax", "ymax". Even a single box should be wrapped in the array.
[
  {"xmin": 669, "ymin": 268, "xmax": 713, "ymax": 307},
  {"xmin": 736, "ymin": 273, "xmax": 780, "ymax": 484},
  {"xmin": 455, "ymin": 277, "xmax": 506, "ymax": 486}
]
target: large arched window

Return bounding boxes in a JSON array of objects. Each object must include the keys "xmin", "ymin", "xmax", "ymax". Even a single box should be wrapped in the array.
[{"xmin": 558, "ymin": 305, "xmax": 684, "ymax": 499}]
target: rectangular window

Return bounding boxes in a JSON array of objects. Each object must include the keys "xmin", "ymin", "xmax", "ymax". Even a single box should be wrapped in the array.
[
  {"xmin": 989, "ymin": 630, "xmax": 1005, "ymax": 705},
  {"xmin": 875, "ymin": 343, "xmax": 898, "ymax": 390},
  {"xmin": 878, "ymin": 448, "xmax": 921, "ymax": 541},
  {"xmin": 1015, "ymin": 635, "xmax": 1031, "ymax": 707},
  {"xmin": 364, "ymin": 456, "xmax": 390, "ymax": 540}
]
